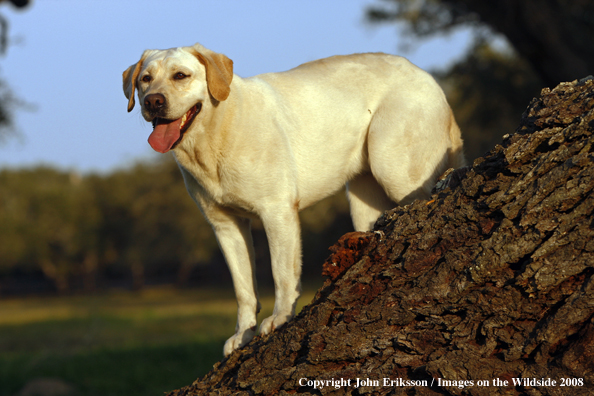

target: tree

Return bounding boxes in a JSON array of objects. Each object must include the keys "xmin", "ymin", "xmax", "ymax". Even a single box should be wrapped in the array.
[
  {"xmin": 165, "ymin": 78, "xmax": 594, "ymax": 395},
  {"xmin": 89, "ymin": 157, "xmax": 219, "ymax": 290},
  {"xmin": 436, "ymin": 41, "xmax": 542, "ymax": 162},
  {"xmin": 0, "ymin": 0, "xmax": 31, "ymax": 142},
  {"xmin": 0, "ymin": 167, "xmax": 96, "ymax": 293},
  {"xmin": 367, "ymin": 0, "xmax": 594, "ymax": 163},
  {"xmin": 367, "ymin": 0, "xmax": 594, "ymax": 87},
  {"xmin": 0, "ymin": 157, "xmax": 223, "ymax": 294}
]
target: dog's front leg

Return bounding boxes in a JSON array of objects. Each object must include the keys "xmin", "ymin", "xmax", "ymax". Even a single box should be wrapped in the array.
[
  {"xmin": 259, "ymin": 205, "xmax": 302, "ymax": 335},
  {"xmin": 209, "ymin": 211, "xmax": 260, "ymax": 356}
]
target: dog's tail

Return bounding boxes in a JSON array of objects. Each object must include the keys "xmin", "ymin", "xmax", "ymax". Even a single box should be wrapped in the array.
[{"xmin": 447, "ymin": 110, "xmax": 466, "ymax": 169}]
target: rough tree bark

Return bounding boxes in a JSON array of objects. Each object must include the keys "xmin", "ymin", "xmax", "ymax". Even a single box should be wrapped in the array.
[{"xmin": 168, "ymin": 78, "xmax": 594, "ymax": 395}]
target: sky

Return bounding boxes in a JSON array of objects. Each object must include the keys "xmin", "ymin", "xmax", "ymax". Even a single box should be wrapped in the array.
[{"xmin": 0, "ymin": 0, "xmax": 471, "ymax": 174}]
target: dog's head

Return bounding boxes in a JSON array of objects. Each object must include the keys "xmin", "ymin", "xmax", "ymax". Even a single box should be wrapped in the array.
[{"xmin": 122, "ymin": 43, "xmax": 233, "ymax": 153}]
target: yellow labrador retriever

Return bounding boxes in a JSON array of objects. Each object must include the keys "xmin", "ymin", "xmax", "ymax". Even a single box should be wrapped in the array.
[{"xmin": 123, "ymin": 42, "xmax": 464, "ymax": 356}]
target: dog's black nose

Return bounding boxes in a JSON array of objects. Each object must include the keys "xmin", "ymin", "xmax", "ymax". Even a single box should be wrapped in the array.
[{"xmin": 144, "ymin": 93, "xmax": 166, "ymax": 113}]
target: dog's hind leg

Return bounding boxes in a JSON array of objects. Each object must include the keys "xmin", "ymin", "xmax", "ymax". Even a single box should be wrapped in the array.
[
  {"xmin": 366, "ymin": 98, "xmax": 453, "ymax": 206},
  {"xmin": 346, "ymin": 173, "xmax": 396, "ymax": 231}
]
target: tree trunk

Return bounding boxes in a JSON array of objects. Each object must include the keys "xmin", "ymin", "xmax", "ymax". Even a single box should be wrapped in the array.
[
  {"xmin": 130, "ymin": 259, "xmax": 145, "ymax": 291},
  {"xmin": 39, "ymin": 259, "xmax": 69, "ymax": 294},
  {"xmin": 456, "ymin": 0, "xmax": 594, "ymax": 87},
  {"xmin": 83, "ymin": 252, "xmax": 98, "ymax": 292},
  {"xmin": 177, "ymin": 260, "xmax": 195, "ymax": 286},
  {"xmin": 167, "ymin": 77, "xmax": 594, "ymax": 395}
]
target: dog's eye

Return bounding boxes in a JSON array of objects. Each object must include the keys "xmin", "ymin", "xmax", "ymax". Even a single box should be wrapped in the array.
[
  {"xmin": 174, "ymin": 72, "xmax": 188, "ymax": 80},
  {"xmin": 141, "ymin": 75, "xmax": 152, "ymax": 83}
]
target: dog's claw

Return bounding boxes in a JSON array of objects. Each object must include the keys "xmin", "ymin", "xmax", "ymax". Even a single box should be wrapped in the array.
[
  {"xmin": 260, "ymin": 313, "xmax": 292, "ymax": 336},
  {"xmin": 223, "ymin": 327, "xmax": 257, "ymax": 357}
]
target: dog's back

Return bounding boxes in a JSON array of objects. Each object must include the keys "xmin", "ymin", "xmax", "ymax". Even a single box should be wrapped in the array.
[{"xmin": 247, "ymin": 52, "xmax": 464, "ymax": 210}]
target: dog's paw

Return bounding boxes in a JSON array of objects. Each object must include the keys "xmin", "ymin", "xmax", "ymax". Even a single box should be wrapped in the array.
[
  {"xmin": 259, "ymin": 313, "xmax": 293, "ymax": 336},
  {"xmin": 223, "ymin": 326, "xmax": 256, "ymax": 357}
]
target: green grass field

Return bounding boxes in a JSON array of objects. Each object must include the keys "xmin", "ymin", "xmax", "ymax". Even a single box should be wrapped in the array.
[{"xmin": 0, "ymin": 287, "xmax": 317, "ymax": 396}]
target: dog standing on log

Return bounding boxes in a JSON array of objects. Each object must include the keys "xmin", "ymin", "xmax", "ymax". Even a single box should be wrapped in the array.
[{"xmin": 123, "ymin": 42, "xmax": 465, "ymax": 356}]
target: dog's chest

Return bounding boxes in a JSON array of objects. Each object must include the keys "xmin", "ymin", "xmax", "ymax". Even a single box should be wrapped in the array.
[{"xmin": 175, "ymin": 150, "xmax": 261, "ymax": 215}]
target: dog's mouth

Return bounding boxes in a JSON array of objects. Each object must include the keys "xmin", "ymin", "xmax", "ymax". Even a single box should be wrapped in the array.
[{"xmin": 148, "ymin": 103, "xmax": 202, "ymax": 153}]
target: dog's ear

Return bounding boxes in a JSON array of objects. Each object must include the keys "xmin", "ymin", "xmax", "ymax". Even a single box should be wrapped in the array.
[
  {"xmin": 122, "ymin": 52, "xmax": 148, "ymax": 112},
  {"xmin": 191, "ymin": 43, "xmax": 233, "ymax": 102}
]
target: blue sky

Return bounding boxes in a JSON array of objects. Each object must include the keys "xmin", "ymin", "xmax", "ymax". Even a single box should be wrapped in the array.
[{"xmin": 0, "ymin": 0, "xmax": 471, "ymax": 174}]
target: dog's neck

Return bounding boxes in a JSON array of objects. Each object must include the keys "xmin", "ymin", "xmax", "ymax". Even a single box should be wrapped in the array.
[{"xmin": 171, "ymin": 78, "xmax": 240, "ymax": 202}]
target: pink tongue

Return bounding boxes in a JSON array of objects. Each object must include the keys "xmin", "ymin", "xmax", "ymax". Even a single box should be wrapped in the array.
[{"xmin": 148, "ymin": 118, "xmax": 182, "ymax": 153}]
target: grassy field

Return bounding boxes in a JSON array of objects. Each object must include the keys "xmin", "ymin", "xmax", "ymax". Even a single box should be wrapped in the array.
[{"xmin": 0, "ymin": 287, "xmax": 317, "ymax": 396}]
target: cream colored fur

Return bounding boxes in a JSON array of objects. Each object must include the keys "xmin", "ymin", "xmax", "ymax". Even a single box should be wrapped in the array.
[{"xmin": 123, "ymin": 42, "xmax": 465, "ymax": 356}]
